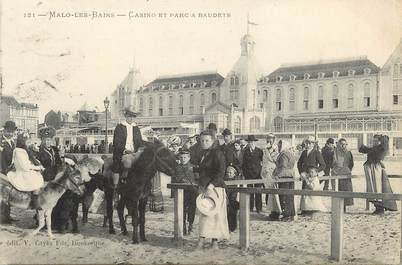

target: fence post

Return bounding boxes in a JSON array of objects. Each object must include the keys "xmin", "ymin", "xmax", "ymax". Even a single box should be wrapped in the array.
[
  {"xmin": 331, "ymin": 197, "xmax": 344, "ymax": 261},
  {"xmin": 400, "ymin": 199, "xmax": 402, "ymax": 264},
  {"xmin": 239, "ymin": 192, "xmax": 250, "ymax": 250},
  {"xmin": 174, "ymin": 188, "xmax": 184, "ymax": 246}
]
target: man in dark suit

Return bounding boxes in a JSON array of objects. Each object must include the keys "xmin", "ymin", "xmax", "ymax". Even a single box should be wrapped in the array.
[
  {"xmin": 220, "ymin": 128, "xmax": 239, "ymax": 167},
  {"xmin": 111, "ymin": 107, "xmax": 143, "ymax": 188},
  {"xmin": 0, "ymin": 121, "xmax": 17, "ymax": 223},
  {"xmin": 242, "ymin": 135, "xmax": 264, "ymax": 212},
  {"xmin": 297, "ymin": 136, "xmax": 326, "ymax": 189},
  {"xmin": 37, "ymin": 126, "xmax": 62, "ymax": 182}
]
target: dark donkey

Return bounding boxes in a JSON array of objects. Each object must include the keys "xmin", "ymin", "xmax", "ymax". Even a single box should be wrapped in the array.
[{"xmin": 103, "ymin": 140, "xmax": 176, "ymax": 244}]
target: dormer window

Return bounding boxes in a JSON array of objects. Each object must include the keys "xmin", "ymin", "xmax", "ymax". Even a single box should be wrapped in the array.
[
  {"xmin": 289, "ymin": 74, "xmax": 296, "ymax": 81},
  {"xmin": 364, "ymin": 68, "xmax": 371, "ymax": 75},
  {"xmin": 304, "ymin": 73, "xmax": 310, "ymax": 80},
  {"xmin": 348, "ymin": 69, "xmax": 355, "ymax": 76},
  {"xmin": 318, "ymin": 72, "xmax": 325, "ymax": 79},
  {"xmin": 276, "ymin": 76, "xmax": 283, "ymax": 82},
  {"xmin": 264, "ymin": 77, "xmax": 270, "ymax": 83},
  {"xmin": 333, "ymin": 71, "xmax": 340, "ymax": 78},
  {"xmin": 211, "ymin": 81, "xmax": 217, "ymax": 87}
]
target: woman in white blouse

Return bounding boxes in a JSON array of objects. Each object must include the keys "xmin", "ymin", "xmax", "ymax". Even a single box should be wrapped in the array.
[{"xmin": 6, "ymin": 133, "xmax": 44, "ymax": 208}]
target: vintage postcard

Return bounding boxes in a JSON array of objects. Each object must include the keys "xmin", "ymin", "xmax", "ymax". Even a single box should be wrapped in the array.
[{"xmin": 0, "ymin": 0, "xmax": 402, "ymax": 264}]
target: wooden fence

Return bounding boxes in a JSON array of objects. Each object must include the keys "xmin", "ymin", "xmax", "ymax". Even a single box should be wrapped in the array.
[{"xmin": 168, "ymin": 175, "xmax": 402, "ymax": 262}]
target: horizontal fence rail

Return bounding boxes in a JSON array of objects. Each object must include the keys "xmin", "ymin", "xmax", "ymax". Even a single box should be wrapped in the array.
[{"xmin": 168, "ymin": 175, "xmax": 402, "ymax": 262}]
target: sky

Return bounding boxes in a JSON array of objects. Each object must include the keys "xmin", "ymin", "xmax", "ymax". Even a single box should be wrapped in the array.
[{"xmin": 1, "ymin": 0, "xmax": 402, "ymax": 121}]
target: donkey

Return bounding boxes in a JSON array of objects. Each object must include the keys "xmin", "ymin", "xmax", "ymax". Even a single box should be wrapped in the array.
[
  {"xmin": 0, "ymin": 157, "xmax": 103, "ymax": 238},
  {"xmin": 103, "ymin": 141, "xmax": 176, "ymax": 244}
]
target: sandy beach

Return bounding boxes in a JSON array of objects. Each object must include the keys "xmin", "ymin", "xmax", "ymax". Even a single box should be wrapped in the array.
[{"xmin": 0, "ymin": 160, "xmax": 401, "ymax": 264}]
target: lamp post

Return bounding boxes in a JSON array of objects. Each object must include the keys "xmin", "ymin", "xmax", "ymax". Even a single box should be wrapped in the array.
[{"xmin": 104, "ymin": 97, "xmax": 110, "ymax": 153}]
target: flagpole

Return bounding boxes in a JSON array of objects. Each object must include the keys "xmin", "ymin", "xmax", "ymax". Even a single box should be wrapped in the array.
[{"xmin": 247, "ymin": 13, "xmax": 249, "ymax": 35}]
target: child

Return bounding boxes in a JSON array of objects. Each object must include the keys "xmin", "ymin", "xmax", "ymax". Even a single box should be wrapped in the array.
[
  {"xmin": 175, "ymin": 148, "xmax": 198, "ymax": 235},
  {"xmin": 225, "ymin": 165, "xmax": 241, "ymax": 232},
  {"xmin": 300, "ymin": 167, "xmax": 327, "ymax": 215}
]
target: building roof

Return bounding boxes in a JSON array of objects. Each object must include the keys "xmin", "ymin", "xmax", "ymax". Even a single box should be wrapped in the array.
[
  {"xmin": 1, "ymin": 95, "xmax": 38, "ymax": 109},
  {"xmin": 142, "ymin": 71, "xmax": 224, "ymax": 92},
  {"xmin": 263, "ymin": 57, "xmax": 379, "ymax": 83}
]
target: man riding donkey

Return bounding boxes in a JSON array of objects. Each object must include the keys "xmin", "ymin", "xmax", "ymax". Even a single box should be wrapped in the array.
[{"xmin": 111, "ymin": 107, "xmax": 144, "ymax": 202}]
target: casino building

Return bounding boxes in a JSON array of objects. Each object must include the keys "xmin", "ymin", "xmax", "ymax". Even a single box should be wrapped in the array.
[{"xmin": 58, "ymin": 33, "xmax": 401, "ymax": 152}]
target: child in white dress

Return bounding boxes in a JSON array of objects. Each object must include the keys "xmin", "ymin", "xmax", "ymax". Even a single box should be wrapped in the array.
[{"xmin": 300, "ymin": 167, "xmax": 327, "ymax": 214}]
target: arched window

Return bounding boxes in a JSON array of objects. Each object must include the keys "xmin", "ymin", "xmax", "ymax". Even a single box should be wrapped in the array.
[
  {"xmin": 189, "ymin": 94, "xmax": 194, "ymax": 114},
  {"xmin": 273, "ymin": 116, "xmax": 283, "ymax": 132},
  {"xmin": 364, "ymin": 82, "xmax": 371, "ymax": 107},
  {"xmin": 303, "ymin": 87, "xmax": 309, "ymax": 110},
  {"xmin": 139, "ymin": 97, "xmax": 144, "ymax": 112},
  {"xmin": 275, "ymin": 88, "xmax": 282, "ymax": 111},
  {"xmin": 234, "ymin": 116, "xmax": 241, "ymax": 134},
  {"xmin": 289, "ymin": 88, "xmax": 295, "ymax": 111},
  {"xmin": 347, "ymin": 84, "xmax": 354, "ymax": 108},
  {"xmin": 249, "ymin": 116, "xmax": 261, "ymax": 132},
  {"xmin": 200, "ymin": 93, "xmax": 205, "ymax": 113},
  {"xmin": 318, "ymin": 86, "xmax": 324, "ymax": 109},
  {"xmin": 263, "ymin": 90, "xmax": 268, "ymax": 102},
  {"xmin": 332, "ymin": 85, "xmax": 339, "ymax": 109},
  {"xmin": 168, "ymin": 95, "xmax": 173, "ymax": 115},
  {"xmin": 179, "ymin": 94, "xmax": 184, "ymax": 115},
  {"xmin": 148, "ymin": 96, "xmax": 153, "ymax": 116},
  {"xmin": 211, "ymin": 92, "xmax": 217, "ymax": 103}
]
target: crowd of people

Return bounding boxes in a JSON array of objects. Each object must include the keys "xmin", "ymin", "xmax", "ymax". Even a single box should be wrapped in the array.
[
  {"xmin": 60, "ymin": 142, "xmax": 113, "ymax": 155},
  {"xmin": 0, "ymin": 106, "xmax": 398, "ymax": 249}
]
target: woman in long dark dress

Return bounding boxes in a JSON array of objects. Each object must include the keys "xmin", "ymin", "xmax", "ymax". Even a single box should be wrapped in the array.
[
  {"xmin": 197, "ymin": 130, "xmax": 229, "ymax": 250},
  {"xmin": 359, "ymin": 134, "xmax": 397, "ymax": 214}
]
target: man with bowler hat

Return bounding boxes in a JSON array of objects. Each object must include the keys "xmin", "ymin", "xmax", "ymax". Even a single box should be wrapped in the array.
[
  {"xmin": 242, "ymin": 135, "xmax": 264, "ymax": 212},
  {"xmin": 0, "ymin": 121, "xmax": 17, "ymax": 223}
]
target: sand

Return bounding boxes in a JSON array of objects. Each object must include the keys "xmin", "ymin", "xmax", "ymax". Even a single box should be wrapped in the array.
[{"xmin": 0, "ymin": 161, "xmax": 401, "ymax": 264}]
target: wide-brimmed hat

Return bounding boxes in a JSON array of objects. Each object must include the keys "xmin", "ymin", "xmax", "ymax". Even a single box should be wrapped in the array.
[
  {"xmin": 178, "ymin": 147, "xmax": 190, "ymax": 155},
  {"xmin": 39, "ymin": 126, "xmax": 56, "ymax": 139},
  {"xmin": 196, "ymin": 189, "xmax": 219, "ymax": 217},
  {"xmin": 222, "ymin": 128, "xmax": 232, "ymax": 136},
  {"xmin": 3, "ymin": 121, "xmax": 17, "ymax": 132},
  {"xmin": 266, "ymin": 133, "xmax": 275, "ymax": 139},
  {"xmin": 246, "ymin": 135, "xmax": 258, "ymax": 142},
  {"xmin": 123, "ymin": 106, "xmax": 140, "ymax": 117},
  {"xmin": 304, "ymin": 135, "xmax": 317, "ymax": 144},
  {"xmin": 64, "ymin": 154, "xmax": 77, "ymax": 166}
]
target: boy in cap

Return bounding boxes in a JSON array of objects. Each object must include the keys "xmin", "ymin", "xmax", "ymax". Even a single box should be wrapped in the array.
[
  {"xmin": 175, "ymin": 148, "xmax": 198, "ymax": 235},
  {"xmin": 37, "ymin": 126, "xmax": 62, "ymax": 182}
]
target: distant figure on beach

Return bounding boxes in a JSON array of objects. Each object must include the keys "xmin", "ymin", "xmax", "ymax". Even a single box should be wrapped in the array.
[
  {"xmin": 332, "ymin": 138, "xmax": 354, "ymax": 212},
  {"xmin": 359, "ymin": 134, "xmax": 397, "ymax": 214}
]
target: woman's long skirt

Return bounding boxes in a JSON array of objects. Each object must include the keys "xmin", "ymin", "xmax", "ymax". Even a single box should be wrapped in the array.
[
  {"xmin": 364, "ymin": 163, "xmax": 397, "ymax": 211},
  {"xmin": 338, "ymin": 177, "xmax": 354, "ymax": 206},
  {"xmin": 199, "ymin": 187, "xmax": 230, "ymax": 240}
]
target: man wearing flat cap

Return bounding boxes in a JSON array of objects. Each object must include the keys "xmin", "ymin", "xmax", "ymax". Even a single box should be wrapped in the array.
[
  {"xmin": 242, "ymin": 135, "xmax": 264, "ymax": 212},
  {"xmin": 37, "ymin": 126, "xmax": 62, "ymax": 182},
  {"xmin": 220, "ymin": 128, "xmax": 239, "ymax": 168},
  {"xmin": 111, "ymin": 106, "xmax": 144, "ymax": 187},
  {"xmin": 0, "ymin": 121, "xmax": 17, "ymax": 223}
]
